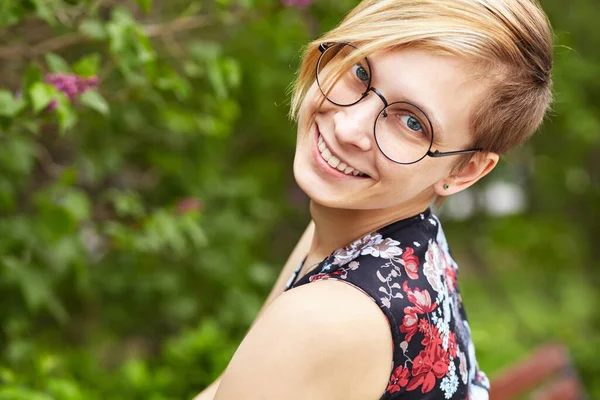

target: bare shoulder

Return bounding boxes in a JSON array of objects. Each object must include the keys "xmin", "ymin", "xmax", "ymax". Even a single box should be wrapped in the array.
[{"xmin": 213, "ymin": 279, "xmax": 393, "ymax": 400}]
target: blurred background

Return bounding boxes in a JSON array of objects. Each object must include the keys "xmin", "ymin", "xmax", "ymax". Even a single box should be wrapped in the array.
[{"xmin": 0, "ymin": 0, "xmax": 598, "ymax": 399}]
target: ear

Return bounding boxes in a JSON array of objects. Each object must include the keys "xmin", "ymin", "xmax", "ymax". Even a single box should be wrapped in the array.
[{"xmin": 434, "ymin": 152, "xmax": 499, "ymax": 197}]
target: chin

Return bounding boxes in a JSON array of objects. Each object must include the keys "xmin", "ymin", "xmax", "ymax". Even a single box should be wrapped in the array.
[
  {"xmin": 293, "ymin": 164, "xmax": 370, "ymax": 210},
  {"xmin": 294, "ymin": 161, "xmax": 342, "ymax": 208}
]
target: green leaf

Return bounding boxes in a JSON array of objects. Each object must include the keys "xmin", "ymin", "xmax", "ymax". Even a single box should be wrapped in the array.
[
  {"xmin": 45, "ymin": 53, "xmax": 70, "ymax": 73},
  {"xmin": 104, "ymin": 189, "xmax": 145, "ymax": 218},
  {"xmin": 0, "ymin": 178, "xmax": 15, "ymax": 211},
  {"xmin": 72, "ymin": 53, "xmax": 101, "ymax": 77},
  {"xmin": 61, "ymin": 191, "xmax": 91, "ymax": 222},
  {"xmin": 0, "ymin": 90, "xmax": 26, "ymax": 117},
  {"xmin": 28, "ymin": 82, "xmax": 56, "ymax": 113},
  {"xmin": 79, "ymin": 19, "xmax": 106, "ymax": 40},
  {"xmin": 79, "ymin": 90, "xmax": 109, "ymax": 115},
  {"xmin": 188, "ymin": 40, "xmax": 221, "ymax": 61},
  {"xmin": 207, "ymin": 61, "xmax": 227, "ymax": 99},
  {"xmin": 2, "ymin": 257, "xmax": 67, "ymax": 323},
  {"xmin": 0, "ymin": 135, "xmax": 36, "ymax": 176},
  {"xmin": 222, "ymin": 58, "xmax": 241, "ymax": 89},
  {"xmin": 54, "ymin": 94, "xmax": 78, "ymax": 133},
  {"xmin": 0, "ymin": 386, "xmax": 54, "ymax": 400},
  {"xmin": 134, "ymin": 31, "xmax": 156, "ymax": 63},
  {"xmin": 31, "ymin": 0, "xmax": 57, "ymax": 26},
  {"xmin": 21, "ymin": 64, "xmax": 43, "ymax": 93},
  {"xmin": 47, "ymin": 378, "xmax": 83, "ymax": 399},
  {"xmin": 135, "ymin": 0, "xmax": 153, "ymax": 13},
  {"xmin": 106, "ymin": 9, "xmax": 135, "ymax": 55},
  {"xmin": 0, "ymin": 1, "xmax": 20, "ymax": 27}
]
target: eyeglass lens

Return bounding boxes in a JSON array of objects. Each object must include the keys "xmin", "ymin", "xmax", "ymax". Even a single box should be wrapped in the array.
[{"xmin": 316, "ymin": 43, "xmax": 434, "ymax": 164}]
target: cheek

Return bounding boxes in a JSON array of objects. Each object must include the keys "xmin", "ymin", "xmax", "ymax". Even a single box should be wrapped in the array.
[
  {"xmin": 378, "ymin": 161, "xmax": 445, "ymax": 194},
  {"xmin": 297, "ymin": 82, "xmax": 327, "ymax": 124}
]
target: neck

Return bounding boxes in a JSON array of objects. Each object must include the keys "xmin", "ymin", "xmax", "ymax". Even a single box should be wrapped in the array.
[{"xmin": 308, "ymin": 200, "xmax": 430, "ymax": 260}]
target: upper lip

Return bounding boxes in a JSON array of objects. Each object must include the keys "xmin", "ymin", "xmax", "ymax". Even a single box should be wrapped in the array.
[{"xmin": 318, "ymin": 131, "xmax": 369, "ymax": 177}]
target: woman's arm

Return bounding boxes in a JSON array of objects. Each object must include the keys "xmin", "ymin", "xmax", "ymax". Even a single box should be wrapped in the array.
[
  {"xmin": 193, "ymin": 220, "xmax": 314, "ymax": 400},
  {"xmin": 212, "ymin": 279, "xmax": 392, "ymax": 400},
  {"xmin": 193, "ymin": 378, "xmax": 221, "ymax": 400}
]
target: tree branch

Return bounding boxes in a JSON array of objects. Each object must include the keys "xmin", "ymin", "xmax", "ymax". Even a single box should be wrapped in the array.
[{"xmin": 0, "ymin": 14, "xmax": 212, "ymax": 60}]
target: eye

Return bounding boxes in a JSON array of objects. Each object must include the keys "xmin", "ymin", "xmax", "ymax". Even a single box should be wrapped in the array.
[
  {"xmin": 401, "ymin": 115, "xmax": 423, "ymax": 132},
  {"xmin": 352, "ymin": 64, "xmax": 370, "ymax": 82}
]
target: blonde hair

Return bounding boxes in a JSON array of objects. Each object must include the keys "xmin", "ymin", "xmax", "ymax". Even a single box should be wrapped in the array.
[{"xmin": 289, "ymin": 0, "xmax": 553, "ymax": 160}]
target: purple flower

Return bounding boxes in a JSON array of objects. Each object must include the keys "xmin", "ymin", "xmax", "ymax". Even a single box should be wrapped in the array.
[{"xmin": 44, "ymin": 73, "xmax": 99, "ymax": 110}]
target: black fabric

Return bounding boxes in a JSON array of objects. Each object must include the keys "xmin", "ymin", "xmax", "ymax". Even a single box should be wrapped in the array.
[{"xmin": 284, "ymin": 208, "xmax": 490, "ymax": 399}]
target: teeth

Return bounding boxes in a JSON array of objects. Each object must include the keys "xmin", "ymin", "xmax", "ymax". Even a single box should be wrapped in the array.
[
  {"xmin": 327, "ymin": 156, "xmax": 340, "ymax": 168},
  {"xmin": 317, "ymin": 134, "xmax": 365, "ymax": 177}
]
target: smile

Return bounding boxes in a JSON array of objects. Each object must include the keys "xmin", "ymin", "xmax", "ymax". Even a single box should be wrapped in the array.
[{"xmin": 317, "ymin": 134, "xmax": 367, "ymax": 177}]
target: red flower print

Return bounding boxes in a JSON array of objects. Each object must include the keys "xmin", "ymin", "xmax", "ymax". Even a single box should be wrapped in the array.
[
  {"xmin": 400, "ymin": 283, "xmax": 437, "ymax": 343},
  {"xmin": 430, "ymin": 345, "xmax": 450, "ymax": 377},
  {"xmin": 412, "ymin": 350, "xmax": 434, "ymax": 376},
  {"xmin": 403, "ymin": 282, "xmax": 437, "ymax": 314},
  {"xmin": 445, "ymin": 262, "xmax": 457, "ymax": 293},
  {"xmin": 386, "ymin": 365, "xmax": 410, "ymax": 393},
  {"xmin": 418, "ymin": 318, "xmax": 432, "ymax": 335},
  {"xmin": 407, "ymin": 347, "xmax": 450, "ymax": 394},
  {"xmin": 422, "ymin": 324, "xmax": 444, "ymax": 351},
  {"xmin": 407, "ymin": 350, "xmax": 437, "ymax": 393},
  {"xmin": 400, "ymin": 310, "xmax": 419, "ymax": 342},
  {"xmin": 309, "ymin": 273, "xmax": 330, "ymax": 282},
  {"xmin": 401, "ymin": 247, "xmax": 420, "ymax": 279}
]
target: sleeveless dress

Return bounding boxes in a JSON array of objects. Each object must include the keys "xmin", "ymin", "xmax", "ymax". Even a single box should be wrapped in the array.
[{"xmin": 283, "ymin": 208, "xmax": 490, "ymax": 400}]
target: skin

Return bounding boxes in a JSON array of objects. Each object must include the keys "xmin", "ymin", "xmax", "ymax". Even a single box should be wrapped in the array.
[{"xmin": 210, "ymin": 48, "xmax": 499, "ymax": 400}]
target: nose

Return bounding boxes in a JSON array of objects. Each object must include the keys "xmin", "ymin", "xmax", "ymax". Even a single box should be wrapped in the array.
[{"xmin": 332, "ymin": 89, "xmax": 387, "ymax": 151}]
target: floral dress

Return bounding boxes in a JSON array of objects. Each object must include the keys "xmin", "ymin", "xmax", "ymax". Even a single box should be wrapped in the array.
[{"xmin": 284, "ymin": 208, "xmax": 490, "ymax": 400}]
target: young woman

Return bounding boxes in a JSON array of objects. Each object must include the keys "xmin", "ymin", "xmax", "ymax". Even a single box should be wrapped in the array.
[{"xmin": 196, "ymin": 0, "xmax": 553, "ymax": 398}]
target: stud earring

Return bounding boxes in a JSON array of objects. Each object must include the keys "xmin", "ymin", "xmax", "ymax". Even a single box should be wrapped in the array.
[{"xmin": 444, "ymin": 184, "xmax": 449, "ymax": 189}]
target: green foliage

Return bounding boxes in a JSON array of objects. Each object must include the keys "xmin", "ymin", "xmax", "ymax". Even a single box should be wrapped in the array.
[{"xmin": 0, "ymin": 0, "xmax": 598, "ymax": 399}]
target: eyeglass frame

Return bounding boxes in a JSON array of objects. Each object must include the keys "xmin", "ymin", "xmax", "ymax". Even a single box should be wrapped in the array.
[{"xmin": 316, "ymin": 42, "xmax": 483, "ymax": 165}]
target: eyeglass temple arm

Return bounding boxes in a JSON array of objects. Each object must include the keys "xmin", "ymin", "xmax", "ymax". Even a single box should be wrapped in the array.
[{"xmin": 428, "ymin": 149, "xmax": 483, "ymax": 158}]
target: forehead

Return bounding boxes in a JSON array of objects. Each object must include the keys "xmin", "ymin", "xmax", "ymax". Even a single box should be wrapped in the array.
[{"xmin": 367, "ymin": 48, "xmax": 487, "ymax": 145}]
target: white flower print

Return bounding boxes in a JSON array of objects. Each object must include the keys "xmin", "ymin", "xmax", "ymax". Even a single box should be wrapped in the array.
[
  {"xmin": 423, "ymin": 240, "xmax": 445, "ymax": 293},
  {"xmin": 381, "ymin": 296, "xmax": 391, "ymax": 308},
  {"xmin": 361, "ymin": 237, "xmax": 403, "ymax": 259},
  {"xmin": 376, "ymin": 269, "xmax": 404, "ymax": 308},
  {"xmin": 440, "ymin": 360, "xmax": 459, "ymax": 399},
  {"xmin": 331, "ymin": 233, "xmax": 383, "ymax": 266},
  {"xmin": 459, "ymin": 351, "xmax": 468, "ymax": 385},
  {"xmin": 471, "ymin": 384, "xmax": 491, "ymax": 400}
]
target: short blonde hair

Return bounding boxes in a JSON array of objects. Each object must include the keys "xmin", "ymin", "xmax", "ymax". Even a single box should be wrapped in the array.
[{"xmin": 289, "ymin": 0, "xmax": 553, "ymax": 158}]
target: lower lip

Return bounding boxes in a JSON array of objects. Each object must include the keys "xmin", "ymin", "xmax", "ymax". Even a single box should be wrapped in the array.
[{"xmin": 311, "ymin": 125, "xmax": 366, "ymax": 180}]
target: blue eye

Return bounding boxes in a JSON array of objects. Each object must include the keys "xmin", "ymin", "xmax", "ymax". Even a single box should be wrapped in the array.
[
  {"xmin": 352, "ymin": 64, "xmax": 370, "ymax": 82},
  {"xmin": 401, "ymin": 115, "xmax": 423, "ymax": 132}
]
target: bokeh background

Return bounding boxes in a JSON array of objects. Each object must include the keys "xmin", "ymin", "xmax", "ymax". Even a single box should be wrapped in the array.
[{"xmin": 0, "ymin": 0, "xmax": 598, "ymax": 399}]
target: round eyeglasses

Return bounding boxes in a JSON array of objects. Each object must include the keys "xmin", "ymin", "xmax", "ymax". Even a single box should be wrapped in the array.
[{"xmin": 316, "ymin": 42, "xmax": 482, "ymax": 165}]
